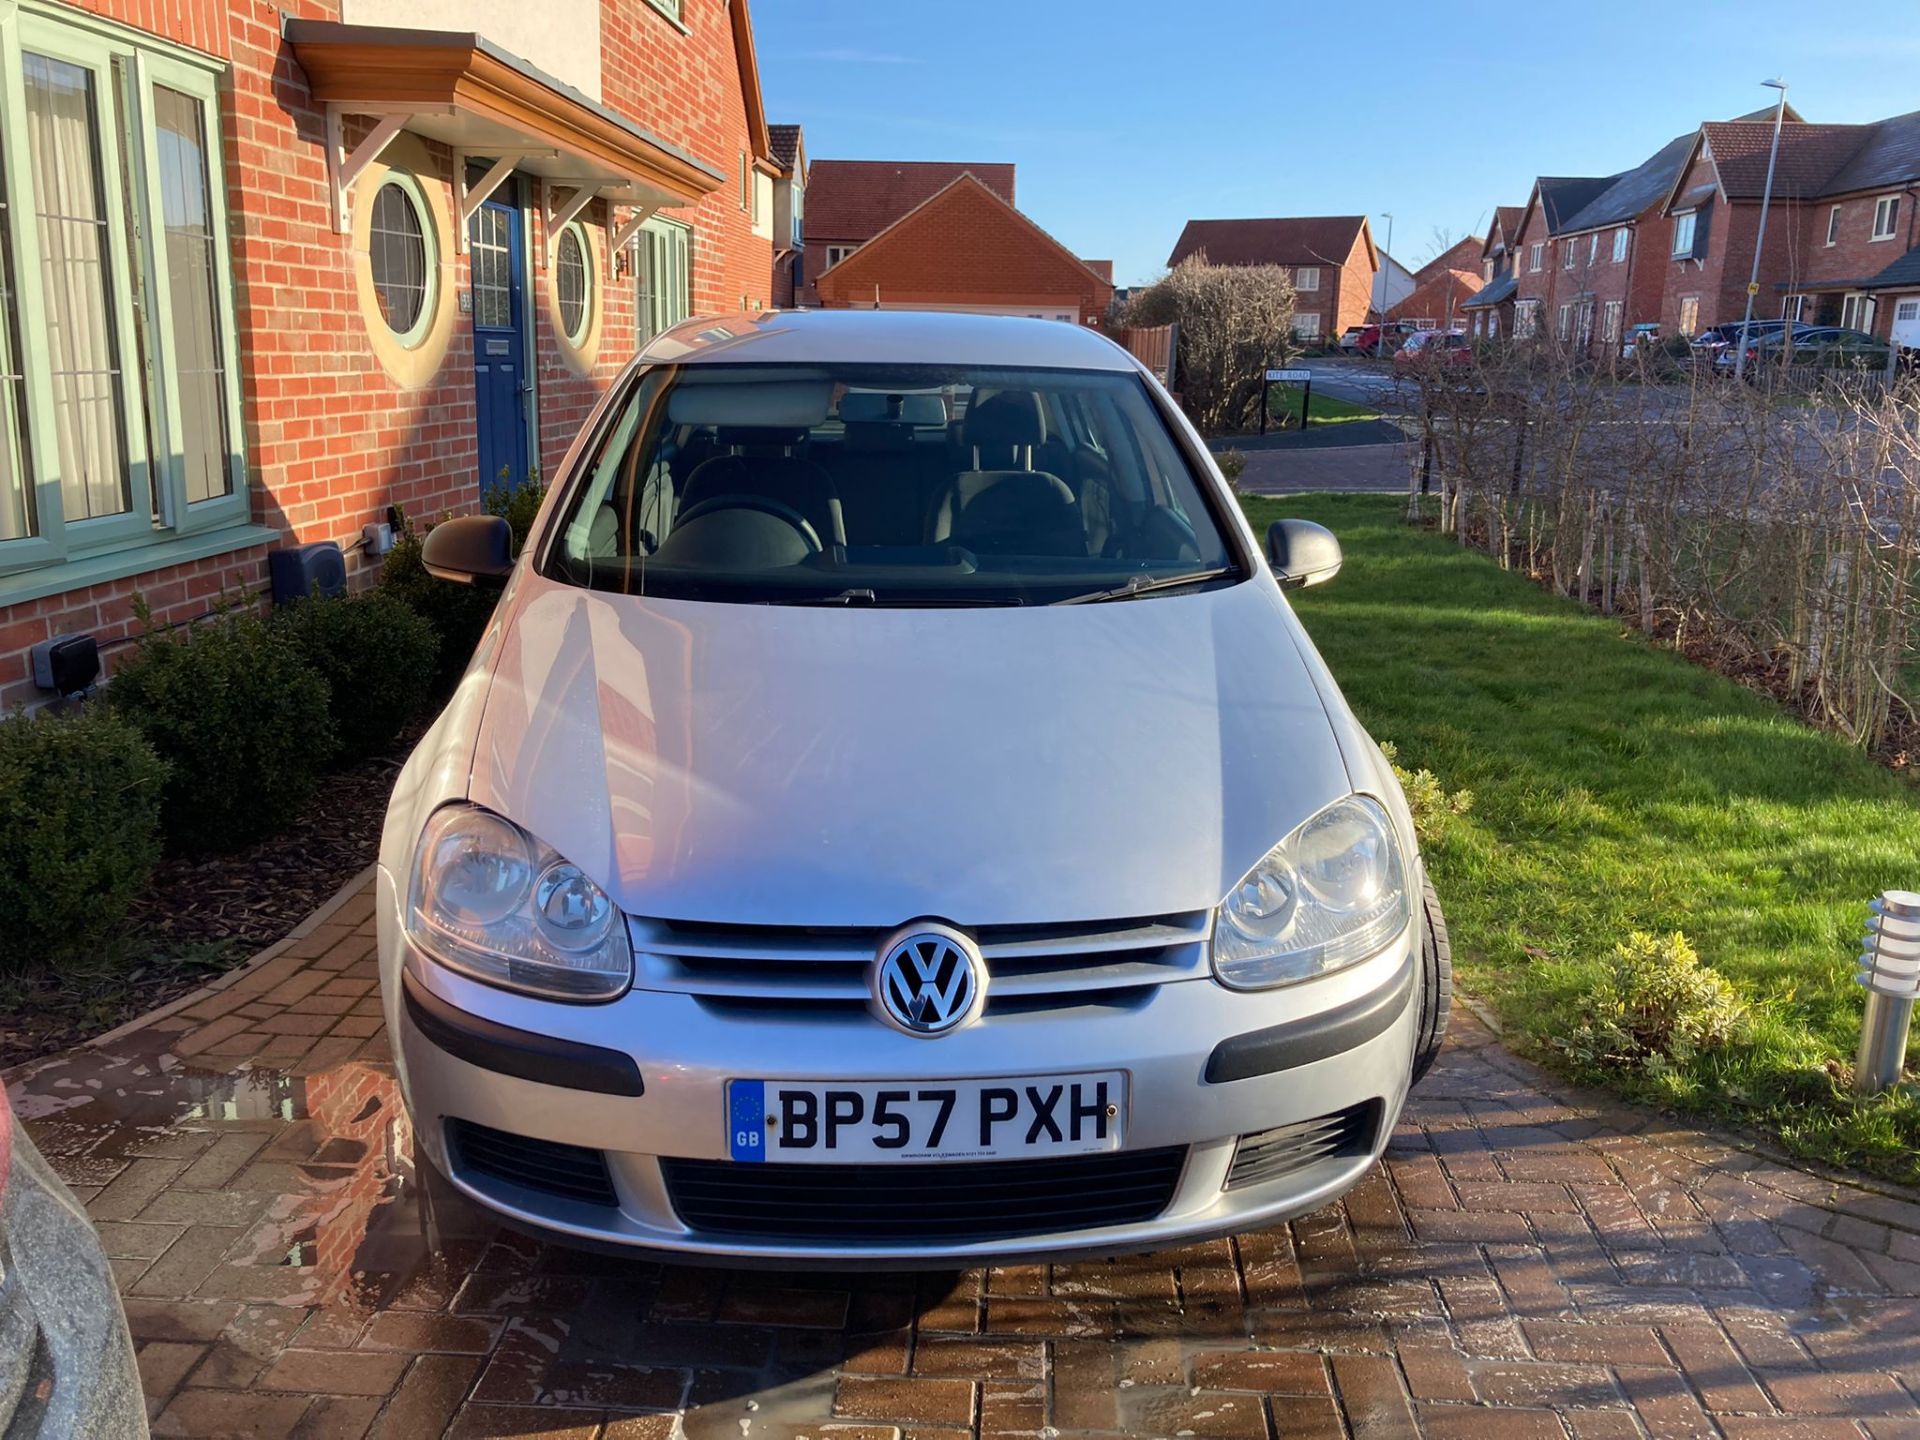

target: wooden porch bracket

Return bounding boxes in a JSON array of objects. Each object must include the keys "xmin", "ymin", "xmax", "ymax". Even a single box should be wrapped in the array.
[
  {"xmin": 454, "ymin": 150, "xmax": 555, "ymax": 252},
  {"xmin": 325, "ymin": 108, "xmax": 408, "ymax": 234}
]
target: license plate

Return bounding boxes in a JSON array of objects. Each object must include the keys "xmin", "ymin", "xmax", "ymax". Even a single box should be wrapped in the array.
[{"xmin": 726, "ymin": 1072, "xmax": 1127, "ymax": 1164}]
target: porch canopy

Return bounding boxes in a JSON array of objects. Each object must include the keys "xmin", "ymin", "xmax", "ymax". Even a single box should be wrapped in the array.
[{"xmin": 286, "ymin": 19, "xmax": 725, "ymax": 258}]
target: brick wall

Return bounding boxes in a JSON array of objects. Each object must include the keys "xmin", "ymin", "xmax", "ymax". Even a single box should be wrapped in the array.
[
  {"xmin": 1334, "ymin": 232, "xmax": 1373, "ymax": 335},
  {"xmin": 0, "ymin": 0, "xmax": 769, "ymax": 709},
  {"xmin": 1513, "ymin": 205, "xmax": 1554, "ymax": 321}
]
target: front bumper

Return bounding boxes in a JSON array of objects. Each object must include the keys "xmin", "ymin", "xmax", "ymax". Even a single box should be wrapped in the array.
[{"xmin": 376, "ymin": 867, "xmax": 1417, "ymax": 1265}]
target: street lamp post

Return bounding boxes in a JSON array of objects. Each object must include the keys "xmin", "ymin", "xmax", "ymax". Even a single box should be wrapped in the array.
[
  {"xmin": 1378, "ymin": 212, "xmax": 1394, "ymax": 355},
  {"xmin": 1733, "ymin": 78, "xmax": 1789, "ymax": 383}
]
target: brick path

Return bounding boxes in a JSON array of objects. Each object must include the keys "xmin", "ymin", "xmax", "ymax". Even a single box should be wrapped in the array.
[{"xmin": 7, "ymin": 871, "xmax": 1920, "ymax": 1439}]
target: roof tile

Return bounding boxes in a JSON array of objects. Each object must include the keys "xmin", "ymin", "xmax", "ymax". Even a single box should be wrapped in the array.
[
  {"xmin": 1165, "ymin": 216, "xmax": 1369, "ymax": 269},
  {"xmin": 805, "ymin": 160, "xmax": 1015, "ymax": 241}
]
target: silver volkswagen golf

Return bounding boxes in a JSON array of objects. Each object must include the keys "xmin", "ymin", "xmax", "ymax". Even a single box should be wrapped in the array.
[{"xmin": 377, "ymin": 309, "xmax": 1451, "ymax": 1264}]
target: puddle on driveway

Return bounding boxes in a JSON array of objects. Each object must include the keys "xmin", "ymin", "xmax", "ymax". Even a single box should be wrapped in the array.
[{"xmin": 8, "ymin": 1032, "xmax": 465, "ymax": 1313}]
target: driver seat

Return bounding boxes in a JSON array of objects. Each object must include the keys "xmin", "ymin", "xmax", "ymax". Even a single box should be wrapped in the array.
[{"xmin": 679, "ymin": 448, "xmax": 846, "ymax": 549}]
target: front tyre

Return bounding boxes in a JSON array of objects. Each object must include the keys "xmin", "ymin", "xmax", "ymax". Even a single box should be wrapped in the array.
[{"xmin": 1410, "ymin": 875, "xmax": 1453, "ymax": 1086}]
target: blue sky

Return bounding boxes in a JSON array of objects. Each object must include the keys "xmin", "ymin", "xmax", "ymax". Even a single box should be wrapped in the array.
[{"xmin": 754, "ymin": 1, "xmax": 1920, "ymax": 287}]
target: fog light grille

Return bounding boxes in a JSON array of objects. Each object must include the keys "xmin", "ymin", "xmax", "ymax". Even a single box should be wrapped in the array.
[
  {"xmin": 1225, "ymin": 1100, "xmax": 1380, "ymax": 1190},
  {"xmin": 446, "ymin": 1119, "xmax": 619, "ymax": 1209}
]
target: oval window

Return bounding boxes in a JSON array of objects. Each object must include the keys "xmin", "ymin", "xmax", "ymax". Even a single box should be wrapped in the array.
[
  {"xmin": 556, "ymin": 224, "xmax": 591, "ymax": 345},
  {"xmin": 369, "ymin": 177, "xmax": 434, "ymax": 343}
]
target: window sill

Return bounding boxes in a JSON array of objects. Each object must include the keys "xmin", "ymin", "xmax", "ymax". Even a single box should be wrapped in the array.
[
  {"xmin": 0, "ymin": 523, "xmax": 281, "ymax": 608},
  {"xmin": 1870, "ymin": 234, "xmax": 1899, "ymax": 243},
  {"xmin": 642, "ymin": 0, "xmax": 690, "ymax": 33}
]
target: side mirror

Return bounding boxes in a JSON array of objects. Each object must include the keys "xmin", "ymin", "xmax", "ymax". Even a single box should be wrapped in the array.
[
  {"xmin": 421, "ymin": 514, "xmax": 514, "ymax": 585},
  {"xmin": 1266, "ymin": 518, "xmax": 1342, "ymax": 589}
]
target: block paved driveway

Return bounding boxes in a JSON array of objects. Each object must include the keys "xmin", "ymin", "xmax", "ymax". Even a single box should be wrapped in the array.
[{"xmin": 8, "ymin": 873, "xmax": 1920, "ymax": 1439}]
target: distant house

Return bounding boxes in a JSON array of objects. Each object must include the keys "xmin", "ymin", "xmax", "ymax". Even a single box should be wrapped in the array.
[
  {"xmin": 1165, "ymin": 216, "xmax": 1379, "ymax": 343},
  {"xmin": 1463, "ymin": 205, "xmax": 1525, "ymax": 338},
  {"xmin": 1661, "ymin": 109, "xmax": 1920, "ymax": 346},
  {"xmin": 1389, "ymin": 269, "xmax": 1483, "ymax": 330},
  {"xmin": 1415, "ymin": 236, "xmax": 1483, "ymax": 284},
  {"xmin": 1510, "ymin": 176, "xmax": 1617, "ymax": 341},
  {"xmin": 811, "ymin": 173, "xmax": 1114, "ymax": 324},
  {"xmin": 769, "ymin": 124, "xmax": 807, "ymax": 306},
  {"xmin": 802, "ymin": 160, "xmax": 1017, "ymax": 303},
  {"xmin": 1372, "ymin": 252, "xmax": 1418, "ymax": 318}
]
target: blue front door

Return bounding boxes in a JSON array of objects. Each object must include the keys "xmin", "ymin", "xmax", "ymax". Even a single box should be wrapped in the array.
[{"xmin": 470, "ymin": 191, "xmax": 530, "ymax": 498}]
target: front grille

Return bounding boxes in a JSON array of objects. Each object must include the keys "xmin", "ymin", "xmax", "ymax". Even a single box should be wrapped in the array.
[
  {"xmin": 631, "ymin": 912, "xmax": 1210, "ymax": 1017},
  {"xmin": 1225, "ymin": 1100, "xmax": 1381, "ymax": 1190},
  {"xmin": 662, "ymin": 1147, "xmax": 1187, "ymax": 1242},
  {"xmin": 446, "ymin": 1119, "xmax": 620, "ymax": 1209}
]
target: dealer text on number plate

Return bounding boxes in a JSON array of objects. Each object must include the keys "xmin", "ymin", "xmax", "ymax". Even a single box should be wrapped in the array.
[{"xmin": 726, "ymin": 1071, "xmax": 1127, "ymax": 1163}]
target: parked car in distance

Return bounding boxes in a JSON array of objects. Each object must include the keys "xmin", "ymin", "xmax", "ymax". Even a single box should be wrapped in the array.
[
  {"xmin": 0, "ymin": 1084, "xmax": 145, "ymax": 1437},
  {"xmin": 1621, "ymin": 321, "xmax": 1662, "ymax": 360},
  {"xmin": 1346, "ymin": 320, "xmax": 1422, "ymax": 357},
  {"xmin": 380, "ymin": 310, "xmax": 1452, "ymax": 1267},
  {"xmin": 1714, "ymin": 325, "xmax": 1892, "ymax": 375},
  {"xmin": 1690, "ymin": 319, "xmax": 1813, "ymax": 359},
  {"xmin": 1394, "ymin": 329, "xmax": 1471, "ymax": 370}
]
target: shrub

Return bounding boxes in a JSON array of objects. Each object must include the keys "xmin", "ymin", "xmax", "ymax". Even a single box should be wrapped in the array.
[
  {"xmin": 277, "ymin": 591, "xmax": 439, "ymax": 760},
  {"xmin": 110, "ymin": 607, "xmax": 337, "ymax": 852},
  {"xmin": 1215, "ymin": 448, "xmax": 1248, "ymax": 483},
  {"xmin": 1379, "ymin": 741, "xmax": 1473, "ymax": 845},
  {"xmin": 485, "ymin": 472, "xmax": 547, "ymax": 547},
  {"xmin": 0, "ymin": 706, "xmax": 168, "ymax": 973},
  {"xmin": 1552, "ymin": 931, "xmax": 1748, "ymax": 1076},
  {"xmin": 377, "ymin": 518, "xmax": 501, "ymax": 692},
  {"xmin": 1128, "ymin": 256, "xmax": 1298, "ymax": 435}
]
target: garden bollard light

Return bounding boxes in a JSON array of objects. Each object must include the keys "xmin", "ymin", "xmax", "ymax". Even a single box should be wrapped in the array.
[{"xmin": 1854, "ymin": 890, "xmax": 1920, "ymax": 1097}]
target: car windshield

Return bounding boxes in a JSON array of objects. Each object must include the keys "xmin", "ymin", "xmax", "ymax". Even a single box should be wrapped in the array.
[{"xmin": 541, "ymin": 362, "xmax": 1241, "ymax": 606}]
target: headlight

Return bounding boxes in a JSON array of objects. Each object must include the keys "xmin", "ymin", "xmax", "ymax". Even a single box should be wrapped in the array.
[
  {"xmin": 1212, "ymin": 795, "xmax": 1410, "ymax": 990},
  {"xmin": 406, "ymin": 804, "xmax": 631, "ymax": 1001}
]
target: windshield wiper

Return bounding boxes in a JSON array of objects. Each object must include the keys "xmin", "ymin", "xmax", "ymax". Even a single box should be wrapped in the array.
[
  {"xmin": 1052, "ymin": 567, "xmax": 1237, "ymax": 605},
  {"xmin": 774, "ymin": 588, "xmax": 878, "ymax": 606}
]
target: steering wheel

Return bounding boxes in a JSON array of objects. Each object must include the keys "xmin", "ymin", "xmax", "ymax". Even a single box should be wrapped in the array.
[{"xmin": 674, "ymin": 493, "xmax": 823, "ymax": 554}]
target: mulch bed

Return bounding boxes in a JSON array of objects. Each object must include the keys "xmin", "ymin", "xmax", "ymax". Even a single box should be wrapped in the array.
[{"xmin": 0, "ymin": 721, "xmax": 423, "ymax": 1072}]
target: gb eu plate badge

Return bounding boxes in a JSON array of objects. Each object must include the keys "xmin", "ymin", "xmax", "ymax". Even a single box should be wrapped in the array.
[{"xmin": 729, "ymin": 1079, "xmax": 767, "ymax": 1162}]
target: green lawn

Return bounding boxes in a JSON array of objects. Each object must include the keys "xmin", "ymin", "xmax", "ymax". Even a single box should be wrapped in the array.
[
  {"xmin": 1240, "ymin": 492, "xmax": 1920, "ymax": 1183},
  {"xmin": 1266, "ymin": 383, "xmax": 1380, "ymax": 428}
]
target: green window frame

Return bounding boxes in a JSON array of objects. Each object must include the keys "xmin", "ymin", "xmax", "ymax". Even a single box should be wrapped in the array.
[
  {"xmin": 0, "ymin": 3, "xmax": 248, "ymax": 582},
  {"xmin": 635, "ymin": 214, "xmax": 690, "ymax": 344}
]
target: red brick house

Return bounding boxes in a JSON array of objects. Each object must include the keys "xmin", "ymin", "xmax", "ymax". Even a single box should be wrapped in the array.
[
  {"xmin": 1414, "ymin": 235, "xmax": 1482, "ymax": 285},
  {"xmin": 769, "ymin": 123, "xmax": 806, "ymax": 307},
  {"xmin": 1463, "ymin": 205, "xmax": 1524, "ymax": 339},
  {"xmin": 801, "ymin": 159, "xmax": 1016, "ymax": 304},
  {"xmin": 1389, "ymin": 269, "xmax": 1482, "ymax": 330},
  {"xmin": 1164, "ymin": 216, "xmax": 1378, "ymax": 344},
  {"xmin": 1659, "ymin": 110, "xmax": 1920, "ymax": 347},
  {"xmin": 1509, "ymin": 177, "xmax": 1610, "ymax": 340},
  {"xmin": 0, "ymin": 0, "xmax": 777, "ymax": 709},
  {"xmin": 810, "ymin": 173, "xmax": 1114, "ymax": 324}
]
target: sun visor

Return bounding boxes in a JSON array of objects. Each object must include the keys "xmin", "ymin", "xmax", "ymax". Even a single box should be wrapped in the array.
[{"xmin": 667, "ymin": 380, "xmax": 832, "ymax": 429}]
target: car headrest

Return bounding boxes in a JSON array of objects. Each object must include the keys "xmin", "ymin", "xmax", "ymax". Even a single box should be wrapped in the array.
[
  {"xmin": 962, "ymin": 391, "xmax": 1046, "ymax": 450},
  {"xmin": 839, "ymin": 391, "xmax": 948, "ymax": 426}
]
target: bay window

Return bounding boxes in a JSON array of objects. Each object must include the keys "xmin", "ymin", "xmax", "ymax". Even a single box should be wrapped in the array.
[{"xmin": 0, "ymin": 6, "xmax": 248, "ymax": 585}]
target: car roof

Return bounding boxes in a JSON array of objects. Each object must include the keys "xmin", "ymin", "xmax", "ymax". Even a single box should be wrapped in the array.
[{"xmin": 637, "ymin": 308, "xmax": 1139, "ymax": 372}]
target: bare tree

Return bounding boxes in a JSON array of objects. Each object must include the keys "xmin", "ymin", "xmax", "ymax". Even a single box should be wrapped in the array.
[{"xmin": 1126, "ymin": 256, "xmax": 1298, "ymax": 435}]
